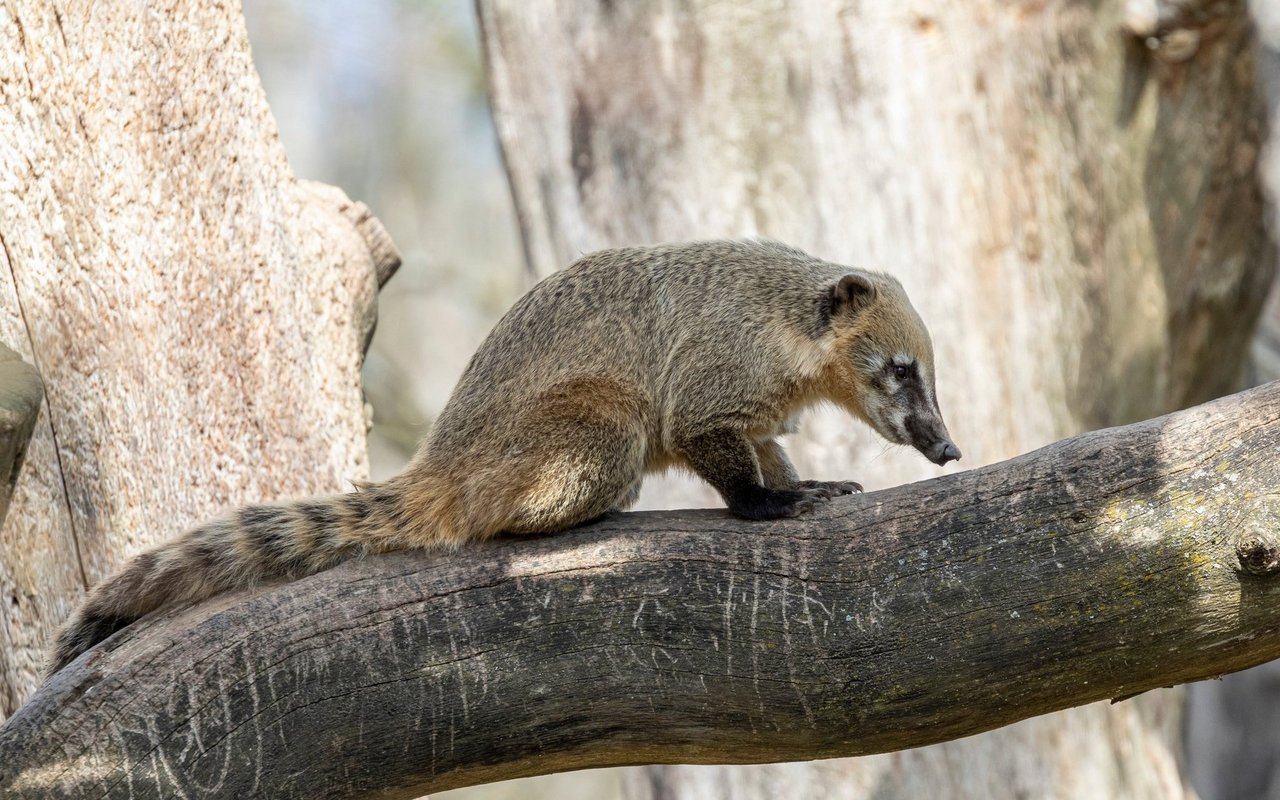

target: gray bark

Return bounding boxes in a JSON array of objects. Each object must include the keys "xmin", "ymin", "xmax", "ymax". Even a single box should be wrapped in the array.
[
  {"xmin": 0, "ymin": 2, "xmax": 399, "ymax": 717},
  {"xmin": 476, "ymin": 0, "xmax": 1274, "ymax": 796},
  {"xmin": 2, "ymin": 380, "xmax": 1279, "ymax": 799}
]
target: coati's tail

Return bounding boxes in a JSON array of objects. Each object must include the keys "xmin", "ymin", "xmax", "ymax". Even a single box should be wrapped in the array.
[{"xmin": 48, "ymin": 484, "xmax": 410, "ymax": 675}]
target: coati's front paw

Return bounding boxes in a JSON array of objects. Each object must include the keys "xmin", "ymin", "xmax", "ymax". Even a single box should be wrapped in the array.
[
  {"xmin": 796, "ymin": 479, "xmax": 863, "ymax": 497},
  {"xmin": 730, "ymin": 486, "xmax": 829, "ymax": 520}
]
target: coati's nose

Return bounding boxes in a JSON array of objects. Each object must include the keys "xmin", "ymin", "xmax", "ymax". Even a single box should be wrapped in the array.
[{"xmin": 930, "ymin": 441, "xmax": 962, "ymax": 466}]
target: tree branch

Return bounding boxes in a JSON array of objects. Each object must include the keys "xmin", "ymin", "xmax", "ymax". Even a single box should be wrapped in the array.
[{"xmin": 3, "ymin": 382, "xmax": 1280, "ymax": 799}]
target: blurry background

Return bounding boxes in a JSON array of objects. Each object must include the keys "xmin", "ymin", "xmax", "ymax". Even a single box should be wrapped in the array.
[
  {"xmin": 243, "ymin": 1, "xmax": 1280, "ymax": 799},
  {"xmin": 245, "ymin": 0, "xmax": 522, "ymax": 481}
]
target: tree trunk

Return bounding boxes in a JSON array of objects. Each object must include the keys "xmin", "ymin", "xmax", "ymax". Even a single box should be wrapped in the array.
[
  {"xmin": 3, "ymin": 380, "xmax": 1280, "ymax": 799},
  {"xmin": 0, "ymin": 0, "xmax": 399, "ymax": 719},
  {"xmin": 476, "ymin": 0, "xmax": 1273, "ymax": 797},
  {"xmin": 1183, "ymin": 16, "xmax": 1280, "ymax": 799}
]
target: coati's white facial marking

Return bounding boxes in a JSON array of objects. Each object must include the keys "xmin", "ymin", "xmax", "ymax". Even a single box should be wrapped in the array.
[{"xmin": 886, "ymin": 409, "xmax": 908, "ymax": 442}]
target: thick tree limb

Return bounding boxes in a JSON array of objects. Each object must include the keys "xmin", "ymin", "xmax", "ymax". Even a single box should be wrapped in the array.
[{"xmin": 2, "ymin": 382, "xmax": 1280, "ymax": 799}]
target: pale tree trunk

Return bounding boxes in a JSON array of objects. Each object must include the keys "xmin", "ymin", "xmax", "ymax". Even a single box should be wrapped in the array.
[
  {"xmin": 0, "ymin": 0, "xmax": 399, "ymax": 719},
  {"xmin": 477, "ymin": 0, "xmax": 1273, "ymax": 797}
]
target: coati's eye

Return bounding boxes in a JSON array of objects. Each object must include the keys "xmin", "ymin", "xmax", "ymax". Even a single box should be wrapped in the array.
[{"xmin": 893, "ymin": 364, "xmax": 910, "ymax": 380}]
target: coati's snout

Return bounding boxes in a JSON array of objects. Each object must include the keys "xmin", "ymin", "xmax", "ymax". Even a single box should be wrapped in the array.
[
  {"xmin": 896, "ymin": 396, "xmax": 960, "ymax": 466},
  {"xmin": 912, "ymin": 422, "xmax": 961, "ymax": 466},
  {"xmin": 902, "ymin": 399, "xmax": 960, "ymax": 465}
]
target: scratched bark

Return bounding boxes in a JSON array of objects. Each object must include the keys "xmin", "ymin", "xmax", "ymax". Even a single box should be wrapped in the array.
[
  {"xmin": 0, "ymin": 1, "xmax": 399, "ymax": 718},
  {"xmin": 476, "ymin": 0, "xmax": 1273, "ymax": 797},
  {"xmin": 1, "ymin": 381, "xmax": 1279, "ymax": 799}
]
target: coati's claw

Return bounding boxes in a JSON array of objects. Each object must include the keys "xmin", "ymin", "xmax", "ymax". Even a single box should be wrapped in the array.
[
  {"xmin": 763, "ymin": 481, "xmax": 861, "ymax": 518},
  {"xmin": 797, "ymin": 479, "xmax": 863, "ymax": 497},
  {"xmin": 771, "ymin": 498, "xmax": 817, "ymax": 518},
  {"xmin": 788, "ymin": 492, "xmax": 824, "ymax": 516}
]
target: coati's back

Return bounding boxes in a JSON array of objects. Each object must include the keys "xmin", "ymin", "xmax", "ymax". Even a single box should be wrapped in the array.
[{"xmin": 426, "ymin": 239, "xmax": 842, "ymax": 455}]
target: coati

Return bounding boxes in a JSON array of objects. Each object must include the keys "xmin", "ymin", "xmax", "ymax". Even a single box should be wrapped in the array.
[{"xmin": 49, "ymin": 239, "xmax": 959, "ymax": 674}]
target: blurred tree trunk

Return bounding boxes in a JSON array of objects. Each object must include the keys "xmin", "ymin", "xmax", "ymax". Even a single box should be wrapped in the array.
[
  {"xmin": 0, "ymin": 1, "xmax": 398, "ymax": 719},
  {"xmin": 1183, "ymin": 9, "xmax": 1280, "ymax": 799},
  {"xmin": 477, "ymin": 0, "xmax": 1273, "ymax": 798}
]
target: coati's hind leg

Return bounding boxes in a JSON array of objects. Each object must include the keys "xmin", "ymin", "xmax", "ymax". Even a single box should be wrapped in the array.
[
  {"xmin": 754, "ymin": 439, "xmax": 862, "ymax": 496},
  {"xmin": 500, "ymin": 379, "xmax": 648, "ymax": 535}
]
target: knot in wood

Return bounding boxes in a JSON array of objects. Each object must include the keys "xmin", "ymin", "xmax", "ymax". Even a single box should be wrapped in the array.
[{"xmin": 1236, "ymin": 536, "xmax": 1280, "ymax": 577}]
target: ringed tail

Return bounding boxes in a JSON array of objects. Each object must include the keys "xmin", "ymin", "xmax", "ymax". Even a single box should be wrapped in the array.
[{"xmin": 48, "ymin": 483, "xmax": 411, "ymax": 675}]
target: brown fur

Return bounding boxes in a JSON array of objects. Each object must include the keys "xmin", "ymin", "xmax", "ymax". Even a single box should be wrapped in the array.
[{"xmin": 49, "ymin": 239, "xmax": 956, "ymax": 674}]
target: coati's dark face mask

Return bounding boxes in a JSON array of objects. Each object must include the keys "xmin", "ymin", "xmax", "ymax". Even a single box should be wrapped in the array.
[{"xmin": 852, "ymin": 348, "xmax": 960, "ymax": 466}]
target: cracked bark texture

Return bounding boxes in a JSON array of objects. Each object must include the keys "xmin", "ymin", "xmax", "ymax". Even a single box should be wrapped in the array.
[
  {"xmin": 0, "ymin": 1, "xmax": 399, "ymax": 719},
  {"xmin": 2, "ymin": 381, "xmax": 1280, "ymax": 799},
  {"xmin": 477, "ymin": 0, "xmax": 1274, "ymax": 797}
]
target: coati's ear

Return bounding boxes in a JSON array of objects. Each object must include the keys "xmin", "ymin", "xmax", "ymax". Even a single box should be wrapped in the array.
[{"xmin": 831, "ymin": 274, "xmax": 877, "ymax": 316}]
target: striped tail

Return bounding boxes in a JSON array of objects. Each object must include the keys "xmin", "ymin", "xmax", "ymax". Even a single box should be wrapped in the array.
[{"xmin": 48, "ymin": 484, "xmax": 408, "ymax": 675}]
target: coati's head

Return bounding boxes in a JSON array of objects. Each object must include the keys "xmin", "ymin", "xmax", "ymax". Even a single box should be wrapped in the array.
[{"xmin": 819, "ymin": 272, "xmax": 961, "ymax": 467}]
